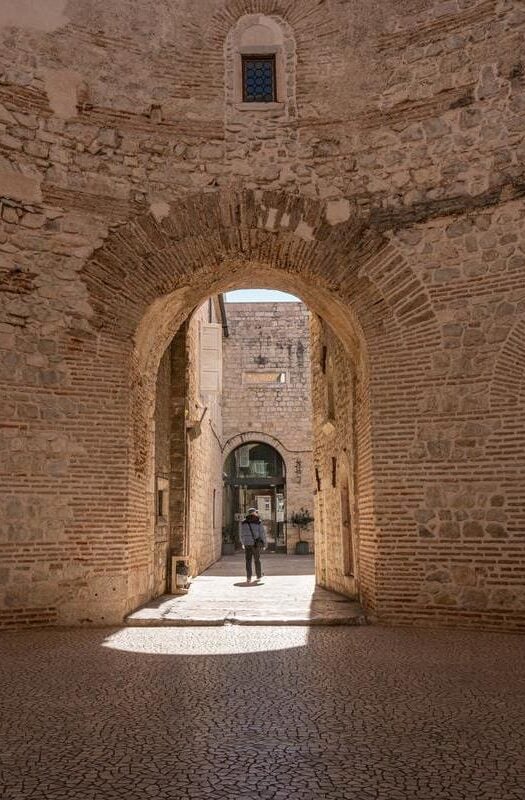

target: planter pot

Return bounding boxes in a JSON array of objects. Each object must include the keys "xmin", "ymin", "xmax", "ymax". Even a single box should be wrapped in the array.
[
  {"xmin": 295, "ymin": 541, "xmax": 310, "ymax": 555},
  {"xmin": 222, "ymin": 542, "xmax": 235, "ymax": 555}
]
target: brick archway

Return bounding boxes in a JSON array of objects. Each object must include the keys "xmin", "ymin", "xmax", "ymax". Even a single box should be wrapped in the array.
[
  {"xmin": 83, "ymin": 187, "xmax": 437, "ymax": 469},
  {"xmin": 222, "ymin": 431, "xmax": 297, "ymax": 462},
  {"xmin": 222, "ymin": 437, "xmax": 290, "ymax": 552},
  {"xmin": 84, "ymin": 188, "xmax": 436, "ymax": 384},
  {"xmin": 222, "ymin": 433, "xmax": 302, "ymax": 555},
  {"xmin": 78, "ymin": 187, "xmax": 439, "ymax": 622}
]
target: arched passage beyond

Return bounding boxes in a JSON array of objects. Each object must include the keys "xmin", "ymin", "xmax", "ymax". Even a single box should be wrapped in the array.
[
  {"xmin": 223, "ymin": 442, "xmax": 287, "ymax": 552},
  {"xmin": 222, "ymin": 431, "xmax": 290, "ymax": 462},
  {"xmin": 76, "ymin": 187, "xmax": 439, "ymax": 624}
]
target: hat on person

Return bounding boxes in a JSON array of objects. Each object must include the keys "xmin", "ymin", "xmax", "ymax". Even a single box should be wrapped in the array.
[{"xmin": 247, "ymin": 507, "xmax": 258, "ymax": 514}]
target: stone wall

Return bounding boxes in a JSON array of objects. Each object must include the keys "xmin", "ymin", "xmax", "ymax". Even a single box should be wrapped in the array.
[
  {"xmin": 222, "ymin": 302, "xmax": 315, "ymax": 552},
  {"xmin": 311, "ymin": 316, "xmax": 363, "ymax": 601},
  {"xmin": 168, "ymin": 323, "xmax": 188, "ymax": 562},
  {"xmin": 153, "ymin": 345, "xmax": 171, "ymax": 597},
  {"xmin": 185, "ymin": 299, "xmax": 223, "ymax": 576},
  {"xmin": 310, "ymin": 199, "xmax": 525, "ymax": 627},
  {"xmin": 379, "ymin": 204, "xmax": 525, "ymax": 627},
  {"xmin": 153, "ymin": 300, "xmax": 224, "ymax": 590},
  {"xmin": 0, "ymin": 0, "xmax": 523, "ymax": 629}
]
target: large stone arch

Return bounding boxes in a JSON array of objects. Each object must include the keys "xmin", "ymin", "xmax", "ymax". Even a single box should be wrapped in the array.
[
  {"xmin": 84, "ymin": 187, "xmax": 437, "ymax": 394},
  {"xmin": 0, "ymin": 0, "xmax": 523, "ymax": 636},
  {"xmin": 76, "ymin": 187, "xmax": 440, "ymax": 622}
]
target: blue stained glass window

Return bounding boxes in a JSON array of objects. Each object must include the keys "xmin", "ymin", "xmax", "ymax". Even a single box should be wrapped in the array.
[{"xmin": 242, "ymin": 55, "xmax": 276, "ymax": 102}]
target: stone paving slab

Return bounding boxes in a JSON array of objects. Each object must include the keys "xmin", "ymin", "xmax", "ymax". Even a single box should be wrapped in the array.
[{"xmin": 126, "ymin": 554, "xmax": 366, "ymax": 626}]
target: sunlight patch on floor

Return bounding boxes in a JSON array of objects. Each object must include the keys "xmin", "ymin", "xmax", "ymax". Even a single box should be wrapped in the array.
[{"xmin": 101, "ymin": 626, "xmax": 309, "ymax": 655}]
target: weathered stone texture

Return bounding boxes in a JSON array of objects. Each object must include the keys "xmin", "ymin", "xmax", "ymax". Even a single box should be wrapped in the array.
[
  {"xmin": 0, "ymin": 0, "xmax": 524, "ymax": 629},
  {"xmin": 311, "ymin": 316, "xmax": 363, "ymax": 601},
  {"xmin": 153, "ymin": 345, "xmax": 171, "ymax": 596},
  {"xmin": 153, "ymin": 300, "xmax": 224, "ymax": 592},
  {"xmin": 185, "ymin": 300, "xmax": 223, "ymax": 576}
]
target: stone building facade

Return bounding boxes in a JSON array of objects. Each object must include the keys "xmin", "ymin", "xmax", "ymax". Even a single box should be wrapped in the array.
[
  {"xmin": 222, "ymin": 302, "xmax": 314, "ymax": 553},
  {"xmin": 153, "ymin": 297, "xmax": 225, "ymax": 595},
  {"xmin": 153, "ymin": 297, "xmax": 315, "ymax": 589},
  {"xmin": 0, "ymin": 1, "xmax": 524, "ymax": 630}
]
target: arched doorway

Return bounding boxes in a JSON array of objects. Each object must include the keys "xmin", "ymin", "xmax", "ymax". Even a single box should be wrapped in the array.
[
  {"xmin": 223, "ymin": 442, "xmax": 287, "ymax": 552},
  {"xmin": 36, "ymin": 187, "xmax": 445, "ymax": 626}
]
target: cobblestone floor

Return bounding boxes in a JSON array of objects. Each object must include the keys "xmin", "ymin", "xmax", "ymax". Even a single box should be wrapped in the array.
[{"xmin": 1, "ymin": 626, "xmax": 524, "ymax": 799}]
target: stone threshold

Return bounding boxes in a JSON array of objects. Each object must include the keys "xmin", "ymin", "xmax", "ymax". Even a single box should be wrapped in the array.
[{"xmin": 125, "ymin": 595, "xmax": 367, "ymax": 628}]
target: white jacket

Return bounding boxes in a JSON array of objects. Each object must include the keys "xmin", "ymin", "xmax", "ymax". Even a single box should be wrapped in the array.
[{"xmin": 240, "ymin": 517, "xmax": 267, "ymax": 547}]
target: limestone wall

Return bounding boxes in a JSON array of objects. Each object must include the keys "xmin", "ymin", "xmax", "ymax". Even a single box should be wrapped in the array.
[
  {"xmin": 222, "ymin": 302, "xmax": 315, "ymax": 552},
  {"xmin": 311, "ymin": 316, "xmax": 363, "ymax": 601},
  {"xmin": 185, "ymin": 300, "xmax": 223, "ymax": 576},
  {"xmin": 310, "ymin": 200, "xmax": 525, "ymax": 626},
  {"xmin": 0, "ymin": 0, "xmax": 523, "ymax": 629},
  {"xmin": 153, "ymin": 300, "xmax": 224, "ymax": 591},
  {"xmin": 153, "ymin": 346, "xmax": 171, "ymax": 597}
]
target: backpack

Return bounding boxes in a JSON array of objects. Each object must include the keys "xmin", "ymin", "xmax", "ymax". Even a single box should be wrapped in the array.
[{"xmin": 247, "ymin": 520, "xmax": 264, "ymax": 548}]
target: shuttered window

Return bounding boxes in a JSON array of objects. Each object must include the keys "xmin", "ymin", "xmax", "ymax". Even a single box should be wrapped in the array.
[{"xmin": 200, "ymin": 322, "xmax": 222, "ymax": 393}]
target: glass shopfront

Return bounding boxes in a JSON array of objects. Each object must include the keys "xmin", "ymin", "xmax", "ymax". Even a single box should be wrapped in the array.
[{"xmin": 223, "ymin": 443, "xmax": 287, "ymax": 552}]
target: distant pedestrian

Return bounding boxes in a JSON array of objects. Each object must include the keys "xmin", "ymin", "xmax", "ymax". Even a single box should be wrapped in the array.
[{"xmin": 240, "ymin": 507, "xmax": 267, "ymax": 583}]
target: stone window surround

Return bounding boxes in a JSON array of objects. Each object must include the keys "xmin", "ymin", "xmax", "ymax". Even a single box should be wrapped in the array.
[{"xmin": 226, "ymin": 14, "xmax": 296, "ymax": 115}]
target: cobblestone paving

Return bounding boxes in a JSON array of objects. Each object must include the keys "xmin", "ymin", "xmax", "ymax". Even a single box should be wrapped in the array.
[{"xmin": 1, "ymin": 626, "xmax": 524, "ymax": 799}]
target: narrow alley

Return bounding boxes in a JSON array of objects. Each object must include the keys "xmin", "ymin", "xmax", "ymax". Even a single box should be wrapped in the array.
[{"xmin": 126, "ymin": 554, "xmax": 364, "ymax": 626}]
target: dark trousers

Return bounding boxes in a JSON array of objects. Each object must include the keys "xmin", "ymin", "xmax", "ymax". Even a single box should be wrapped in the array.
[{"xmin": 245, "ymin": 545, "xmax": 262, "ymax": 580}]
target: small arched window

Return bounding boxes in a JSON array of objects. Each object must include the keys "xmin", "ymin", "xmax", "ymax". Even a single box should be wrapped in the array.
[
  {"xmin": 238, "ymin": 22, "xmax": 281, "ymax": 103},
  {"xmin": 226, "ymin": 14, "xmax": 296, "ymax": 112}
]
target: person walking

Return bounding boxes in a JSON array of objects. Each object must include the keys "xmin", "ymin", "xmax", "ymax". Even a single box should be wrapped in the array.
[{"xmin": 240, "ymin": 507, "xmax": 267, "ymax": 583}]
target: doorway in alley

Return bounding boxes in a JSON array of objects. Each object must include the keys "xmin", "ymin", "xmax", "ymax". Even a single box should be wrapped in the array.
[{"xmin": 223, "ymin": 442, "xmax": 287, "ymax": 552}]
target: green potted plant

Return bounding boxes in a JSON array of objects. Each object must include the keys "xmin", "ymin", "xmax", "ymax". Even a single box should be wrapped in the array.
[
  {"xmin": 222, "ymin": 524, "xmax": 236, "ymax": 556},
  {"xmin": 290, "ymin": 508, "xmax": 314, "ymax": 555}
]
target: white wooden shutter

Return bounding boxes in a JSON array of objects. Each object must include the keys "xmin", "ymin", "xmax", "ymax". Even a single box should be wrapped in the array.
[
  {"xmin": 239, "ymin": 446, "xmax": 250, "ymax": 468},
  {"xmin": 200, "ymin": 322, "xmax": 222, "ymax": 394},
  {"xmin": 256, "ymin": 495, "xmax": 272, "ymax": 520}
]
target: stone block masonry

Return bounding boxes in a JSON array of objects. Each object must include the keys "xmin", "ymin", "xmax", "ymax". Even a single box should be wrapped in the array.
[
  {"xmin": 184, "ymin": 300, "xmax": 224, "ymax": 576},
  {"xmin": 153, "ymin": 301, "xmax": 224, "ymax": 595},
  {"xmin": 0, "ymin": 0, "xmax": 524, "ymax": 629}
]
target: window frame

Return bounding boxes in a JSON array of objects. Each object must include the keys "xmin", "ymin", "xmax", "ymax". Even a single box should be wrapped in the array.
[
  {"xmin": 241, "ymin": 53, "xmax": 277, "ymax": 103},
  {"xmin": 156, "ymin": 477, "xmax": 169, "ymax": 523}
]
